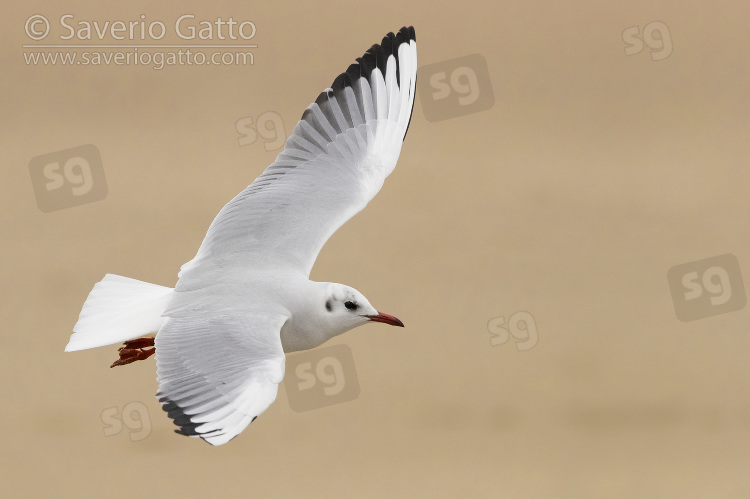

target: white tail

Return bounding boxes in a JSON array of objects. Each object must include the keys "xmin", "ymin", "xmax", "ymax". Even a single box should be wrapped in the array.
[{"xmin": 65, "ymin": 274, "xmax": 174, "ymax": 352}]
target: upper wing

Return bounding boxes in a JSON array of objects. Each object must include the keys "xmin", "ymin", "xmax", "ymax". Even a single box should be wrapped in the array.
[
  {"xmin": 155, "ymin": 311, "xmax": 288, "ymax": 446},
  {"xmin": 179, "ymin": 27, "xmax": 416, "ymax": 282}
]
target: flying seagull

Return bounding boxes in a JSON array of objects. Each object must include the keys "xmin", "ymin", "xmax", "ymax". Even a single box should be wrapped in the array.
[{"xmin": 65, "ymin": 26, "xmax": 417, "ymax": 445}]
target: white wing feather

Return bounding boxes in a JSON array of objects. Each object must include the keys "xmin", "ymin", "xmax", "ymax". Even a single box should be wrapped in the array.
[
  {"xmin": 155, "ymin": 27, "xmax": 417, "ymax": 445},
  {"xmin": 175, "ymin": 29, "xmax": 417, "ymax": 287},
  {"xmin": 156, "ymin": 312, "xmax": 287, "ymax": 446}
]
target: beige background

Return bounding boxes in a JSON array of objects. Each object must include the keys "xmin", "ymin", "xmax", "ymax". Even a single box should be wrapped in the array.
[{"xmin": 3, "ymin": 0, "xmax": 750, "ymax": 497}]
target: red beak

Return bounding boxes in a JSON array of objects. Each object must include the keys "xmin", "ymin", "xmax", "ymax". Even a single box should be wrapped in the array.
[{"xmin": 364, "ymin": 312, "xmax": 404, "ymax": 327}]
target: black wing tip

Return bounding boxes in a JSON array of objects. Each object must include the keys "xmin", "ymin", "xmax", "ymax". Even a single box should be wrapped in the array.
[
  {"xmin": 336, "ymin": 26, "xmax": 416, "ymax": 91},
  {"xmin": 390, "ymin": 26, "xmax": 416, "ymax": 44},
  {"xmin": 331, "ymin": 72, "xmax": 352, "ymax": 93},
  {"xmin": 381, "ymin": 26, "xmax": 416, "ymax": 53},
  {"xmin": 314, "ymin": 88, "xmax": 335, "ymax": 107},
  {"xmin": 300, "ymin": 26, "xmax": 416, "ymax": 135},
  {"xmin": 159, "ymin": 397, "xmax": 202, "ymax": 437},
  {"xmin": 159, "ymin": 396, "xmax": 261, "ymax": 443}
]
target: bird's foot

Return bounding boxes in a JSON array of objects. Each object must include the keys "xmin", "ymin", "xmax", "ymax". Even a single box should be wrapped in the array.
[{"xmin": 111, "ymin": 337, "xmax": 156, "ymax": 368}]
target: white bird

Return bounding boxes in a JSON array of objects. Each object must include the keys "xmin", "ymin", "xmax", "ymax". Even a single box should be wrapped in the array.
[{"xmin": 65, "ymin": 26, "xmax": 417, "ymax": 445}]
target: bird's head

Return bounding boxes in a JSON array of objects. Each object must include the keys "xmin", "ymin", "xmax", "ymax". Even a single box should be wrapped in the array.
[{"xmin": 322, "ymin": 283, "xmax": 404, "ymax": 333}]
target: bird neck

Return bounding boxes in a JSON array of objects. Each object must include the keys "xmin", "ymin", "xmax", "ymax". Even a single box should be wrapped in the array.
[{"xmin": 279, "ymin": 281, "xmax": 346, "ymax": 353}]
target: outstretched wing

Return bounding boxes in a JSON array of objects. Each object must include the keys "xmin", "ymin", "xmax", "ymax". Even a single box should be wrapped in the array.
[
  {"xmin": 155, "ymin": 311, "xmax": 288, "ymax": 446},
  {"xmin": 157, "ymin": 27, "xmax": 416, "ymax": 445},
  {"xmin": 179, "ymin": 27, "xmax": 417, "ymax": 283}
]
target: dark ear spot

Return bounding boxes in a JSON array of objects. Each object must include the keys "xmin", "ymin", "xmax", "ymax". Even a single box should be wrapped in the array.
[{"xmin": 325, "ymin": 299, "xmax": 333, "ymax": 312}]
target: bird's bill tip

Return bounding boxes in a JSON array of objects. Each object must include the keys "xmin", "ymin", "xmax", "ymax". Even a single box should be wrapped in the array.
[{"xmin": 365, "ymin": 312, "xmax": 404, "ymax": 327}]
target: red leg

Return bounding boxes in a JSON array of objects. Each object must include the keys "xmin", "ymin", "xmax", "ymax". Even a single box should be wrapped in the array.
[
  {"xmin": 111, "ymin": 337, "xmax": 156, "ymax": 368},
  {"xmin": 119, "ymin": 337, "xmax": 155, "ymax": 350}
]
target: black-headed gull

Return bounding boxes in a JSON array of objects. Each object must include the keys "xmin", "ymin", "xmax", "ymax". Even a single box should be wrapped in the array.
[{"xmin": 66, "ymin": 26, "xmax": 417, "ymax": 445}]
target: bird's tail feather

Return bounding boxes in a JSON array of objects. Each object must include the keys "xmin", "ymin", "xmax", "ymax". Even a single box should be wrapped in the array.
[{"xmin": 65, "ymin": 274, "xmax": 173, "ymax": 352}]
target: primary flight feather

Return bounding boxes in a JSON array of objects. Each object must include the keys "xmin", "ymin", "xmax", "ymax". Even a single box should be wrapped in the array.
[{"xmin": 66, "ymin": 26, "xmax": 416, "ymax": 445}]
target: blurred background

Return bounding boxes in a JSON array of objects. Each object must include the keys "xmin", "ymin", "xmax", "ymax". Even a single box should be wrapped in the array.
[{"xmin": 3, "ymin": 0, "xmax": 750, "ymax": 497}]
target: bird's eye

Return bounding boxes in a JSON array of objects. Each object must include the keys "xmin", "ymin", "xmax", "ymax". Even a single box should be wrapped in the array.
[{"xmin": 344, "ymin": 301, "xmax": 357, "ymax": 310}]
